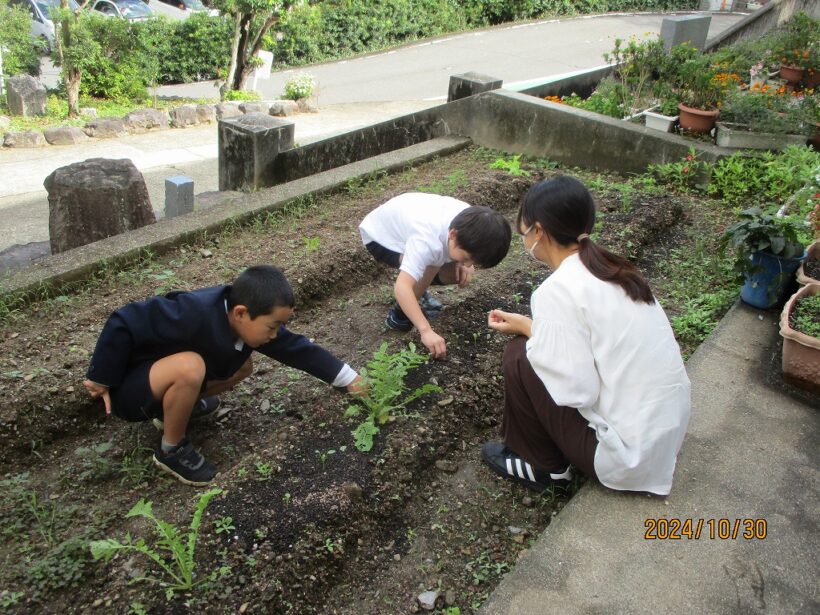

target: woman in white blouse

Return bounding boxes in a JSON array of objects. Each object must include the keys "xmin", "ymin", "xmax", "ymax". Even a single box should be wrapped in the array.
[{"xmin": 483, "ymin": 176, "xmax": 690, "ymax": 496}]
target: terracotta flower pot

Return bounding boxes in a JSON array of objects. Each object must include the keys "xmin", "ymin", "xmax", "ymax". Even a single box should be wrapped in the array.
[
  {"xmin": 806, "ymin": 68, "xmax": 820, "ymax": 89},
  {"xmin": 677, "ymin": 103, "xmax": 719, "ymax": 134},
  {"xmin": 779, "ymin": 64, "xmax": 805, "ymax": 86},
  {"xmin": 797, "ymin": 241, "xmax": 820, "ymax": 286},
  {"xmin": 779, "ymin": 283, "xmax": 820, "ymax": 392}
]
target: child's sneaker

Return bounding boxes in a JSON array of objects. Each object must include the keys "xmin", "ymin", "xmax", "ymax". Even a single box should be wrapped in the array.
[
  {"xmin": 480, "ymin": 441, "xmax": 572, "ymax": 492},
  {"xmin": 420, "ymin": 291, "xmax": 443, "ymax": 318},
  {"xmin": 153, "ymin": 439, "xmax": 217, "ymax": 486},
  {"xmin": 152, "ymin": 396, "xmax": 221, "ymax": 430},
  {"xmin": 385, "ymin": 306, "xmax": 413, "ymax": 331}
]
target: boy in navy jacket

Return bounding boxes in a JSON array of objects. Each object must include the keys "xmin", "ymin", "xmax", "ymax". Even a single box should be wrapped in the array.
[{"xmin": 84, "ymin": 265, "xmax": 362, "ymax": 485}]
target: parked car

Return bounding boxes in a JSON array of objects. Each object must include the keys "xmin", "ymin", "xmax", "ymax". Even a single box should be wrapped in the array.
[
  {"xmin": 8, "ymin": 0, "xmax": 80, "ymax": 49},
  {"xmin": 90, "ymin": 0, "xmax": 153, "ymax": 21},
  {"xmin": 157, "ymin": 0, "xmax": 203, "ymax": 10}
]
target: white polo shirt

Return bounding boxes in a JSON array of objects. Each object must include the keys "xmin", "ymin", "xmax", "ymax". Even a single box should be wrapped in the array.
[
  {"xmin": 359, "ymin": 193, "xmax": 469, "ymax": 282},
  {"xmin": 526, "ymin": 253, "xmax": 691, "ymax": 495}
]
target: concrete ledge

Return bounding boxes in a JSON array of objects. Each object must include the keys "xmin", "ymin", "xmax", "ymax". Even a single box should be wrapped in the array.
[
  {"xmin": 705, "ymin": 0, "xmax": 820, "ymax": 51},
  {"xmin": 479, "ymin": 301, "xmax": 819, "ymax": 614},
  {"xmin": 0, "ymin": 135, "xmax": 471, "ymax": 299}
]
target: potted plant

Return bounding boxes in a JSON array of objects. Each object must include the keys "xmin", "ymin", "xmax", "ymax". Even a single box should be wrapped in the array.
[
  {"xmin": 644, "ymin": 83, "xmax": 680, "ymax": 133},
  {"xmin": 779, "ymin": 283, "xmax": 820, "ymax": 391},
  {"xmin": 715, "ymin": 88, "xmax": 810, "ymax": 150},
  {"xmin": 797, "ymin": 204, "xmax": 819, "ymax": 285},
  {"xmin": 779, "ymin": 49, "xmax": 808, "ymax": 87},
  {"xmin": 666, "ymin": 46, "xmax": 723, "ymax": 133},
  {"xmin": 721, "ymin": 207, "xmax": 808, "ymax": 309}
]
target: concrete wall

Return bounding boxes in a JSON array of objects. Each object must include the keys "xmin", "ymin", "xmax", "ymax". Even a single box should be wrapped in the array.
[
  {"xmin": 705, "ymin": 0, "xmax": 820, "ymax": 50},
  {"xmin": 448, "ymin": 89, "xmax": 726, "ymax": 174}
]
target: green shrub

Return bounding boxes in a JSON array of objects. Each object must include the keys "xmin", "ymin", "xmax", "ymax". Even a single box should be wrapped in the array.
[
  {"xmin": 0, "ymin": 0, "xmax": 42, "ymax": 78},
  {"xmin": 282, "ymin": 72, "xmax": 315, "ymax": 100},
  {"xmin": 223, "ymin": 89, "xmax": 261, "ymax": 102},
  {"xmin": 147, "ymin": 14, "xmax": 232, "ymax": 84}
]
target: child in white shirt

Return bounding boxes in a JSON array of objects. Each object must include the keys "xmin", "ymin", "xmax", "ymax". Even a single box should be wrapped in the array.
[{"xmin": 359, "ymin": 192, "xmax": 511, "ymax": 358}]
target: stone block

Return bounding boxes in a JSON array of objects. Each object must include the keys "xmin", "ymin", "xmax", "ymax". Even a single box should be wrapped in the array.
[
  {"xmin": 123, "ymin": 108, "xmax": 170, "ymax": 133},
  {"xmin": 3, "ymin": 130, "xmax": 46, "ymax": 148},
  {"xmin": 297, "ymin": 97, "xmax": 319, "ymax": 113},
  {"xmin": 447, "ymin": 72, "xmax": 503, "ymax": 102},
  {"xmin": 215, "ymin": 102, "xmax": 242, "ymax": 119},
  {"xmin": 269, "ymin": 100, "xmax": 298, "ymax": 117},
  {"xmin": 79, "ymin": 107, "xmax": 97, "ymax": 119},
  {"xmin": 169, "ymin": 105, "xmax": 199, "ymax": 128},
  {"xmin": 239, "ymin": 102, "xmax": 268, "ymax": 114},
  {"xmin": 196, "ymin": 104, "xmax": 216, "ymax": 123},
  {"xmin": 44, "ymin": 126, "xmax": 90, "ymax": 146},
  {"xmin": 83, "ymin": 118, "xmax": 127, "ymax": 139},
  {"xmin": 0, "ymin": 115, "xmax": 10, "ymax": 131},
  {"xmin": 45, "ymin": 158, "xmax": 155, "ymax": 254},
  {"xmin": 164, "ymin": 176, "xmax": 195, "ymax": 218},
  {"xmin": 6, "ymin": 75, "xmax": 47, "ymax": 117},
  {"xmin": 218, "ymin": 114, "xmax": 295, "ymax": 191},
  {"xmin": 660, "ymin": 14, "xmax": 712, "ymax": 51}
]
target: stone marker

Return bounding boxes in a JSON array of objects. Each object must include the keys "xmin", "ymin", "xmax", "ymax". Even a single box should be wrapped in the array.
[
  {"xmin": 169, "ymin": 105, "xmax": 199, "ymax": 128},
  {"xmin": 3, "ymin": 130, "xmax": 46, "ymax": 148},
  {"xmin": 268, "ymin": 100, "xmax": 298, "ymax": 117},
  {"xmin": 6, "ymin": 75, "xmax": 47, "ymax": 117},
  {"xmin": 45, "ymin": 158, "xmax": 156, "ymax": 254},
  {"xmin": 123, "ymin": 108, "xmax": 170, "ymax": 133},
  {"xmin": 83, "ymin": 118, "xmax": 127, "ymax": 139},
  {"xmin": 447, "ymin": 71, "xmax": 503, "ymax": 102},
  {"xmin": 218, "ymin": 114, "xmax": 294, "ymax": 191},
  {"xmin": 44, "ymin": 126, "xmax": 90, "ymax": 146},
  {"xmin": 660, "ymin": 14, "xmax": 712, "ymax": 51},
  {"xmin": 165, "ymin": 176, "xmax": 195, "ymax": 218}
]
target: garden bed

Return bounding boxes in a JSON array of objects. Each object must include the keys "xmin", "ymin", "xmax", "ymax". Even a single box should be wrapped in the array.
[{"xmin": 0, "ymin": 147, "xmax": 736, "ymax": 614}]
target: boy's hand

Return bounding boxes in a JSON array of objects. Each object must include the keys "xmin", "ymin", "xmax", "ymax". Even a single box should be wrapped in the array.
[
  {"xmin": 83, "ymin": 380, "xmax": 111, "ymax": 415},
  {"xmin": 420, "ymin": 328, "xmax": 447, "ymax": 359},
  {"xmin": 455, "ymin": 263, "xmax": 475, "ymax": 288},
  {"xmin": 488, "ymin": 309, "xmax": 533, "ymax": 338},
  {"xmin": 346, "ymin": 375, "xmax": 368, "ymax": 397}
]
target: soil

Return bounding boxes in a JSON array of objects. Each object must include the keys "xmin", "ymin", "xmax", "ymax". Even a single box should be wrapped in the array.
[
  {"xmin": 0, "ymin": 148, "xmax": 725, "ymax": 614},
  {"xmin": 803, "ymin": 258, "xmax": 820, "ymax": 282}
]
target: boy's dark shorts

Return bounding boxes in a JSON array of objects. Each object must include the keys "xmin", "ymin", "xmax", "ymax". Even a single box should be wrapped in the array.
[
  {"xmin": 364, "ymin": 241, "xmax": 445, "ymax": 285},
  {"xmin": 109, "ymin": 361, "xmax": 206, "ymax": 422}
]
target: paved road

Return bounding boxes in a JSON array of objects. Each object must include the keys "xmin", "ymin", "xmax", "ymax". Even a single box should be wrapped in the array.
[{"xmin": 0, "ymin": 11, "xmax": 745, "ymax": 258}]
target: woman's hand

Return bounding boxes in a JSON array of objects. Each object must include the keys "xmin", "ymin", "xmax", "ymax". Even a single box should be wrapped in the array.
[
  {"xmin": 83, "ymin": 380, "xmax": 111, "ymax": 415},
  {"xmin": 488, "ymin": 309, "xmax": 533, "ymax": 338},
  {"xmin": 455, "ymin": 263, "xmax": 475, "ymax": 288},
  {"xmin": 346, "ymin": 375, "xmax": 368, "ymax": 397}
]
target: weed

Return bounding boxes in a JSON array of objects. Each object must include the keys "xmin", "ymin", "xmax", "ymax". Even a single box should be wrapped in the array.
[
  {"xmin": 467, "ymin": 551, "xmax": 509, "ymax": 585},
  {"xmin": 647, "ymin": 147, "xmax": 706, "ymax": 193},
  {"xmin": 316, "ymin": 448, "xmax": 336, "ymax": 469},
  {"xmin": 282, "ymin": 492, "xmax": 292, "ymax": 507},
  {"xmin": 90, "ymin": 488, "xmax": 224, "ymax": 598},
  {"xmin": 417, "ymin": 169, "xmax": 470, "ymax": 194},
  {"xmin": 345, "ymin": 342, "xmax": 441, "ymax": 452},
  {"xmin": 490, "ymin": 154, "xmax": 531, "ymax": 177},
  {"xmin": 256, "ymin": 462, "xmax": 275, "ymax": 480},
  {"xmin": 130, "ymin": 602, "xmax": 148, "ymax": 615},
  {"xmin": 74, "ymin": 441, "xmax": 115, "ymax": 482},
  {"xmin": 1, "ymin": 592, "xmax": 24, "ymax": 608},
  {"xmin": 303, "ymin": 236, "xmax": 321, "ymax": 253},
  {"xmin": 214, "ymin": 516, "xmax": 235, "ymax": 535}
]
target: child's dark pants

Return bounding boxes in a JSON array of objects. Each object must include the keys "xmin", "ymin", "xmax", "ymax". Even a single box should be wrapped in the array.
[{"xmin": 500, "ymin": 336, "xmax": 598, "ymax": 478}]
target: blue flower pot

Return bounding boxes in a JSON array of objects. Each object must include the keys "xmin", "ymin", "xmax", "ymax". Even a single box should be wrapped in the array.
[{"xmin": 741, "ymin": 251, "xmax": 805, "ymax": 309}]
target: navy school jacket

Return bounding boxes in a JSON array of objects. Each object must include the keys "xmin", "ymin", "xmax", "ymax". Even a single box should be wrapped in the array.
[{"xmin": 86, "ymin": 285, "xmax": 344, "ymax": 388}]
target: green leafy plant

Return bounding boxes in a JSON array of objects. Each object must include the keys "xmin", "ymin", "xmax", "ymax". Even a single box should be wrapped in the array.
[
  {"xmin": 89, "ymin": 488, "xmax": 223, "ymax": 596},
  {"xmin": 303, "ymin": 236, "xmax": 321, "ymax": 253},
  {"xmin": 282, "ymin": 72, "xmax": 315, "ymax": 100},
  {"xmin": 791, "ymin": 293, "xmax": 820, "ymax": 338},
  {"xmin": 214, "ymin": 516, "xmax": 235, "ymax": 535},
  {"xmin": 603, "ymin": 36, "xmax": 665, "ymax": 114},
  {"xmin": 490, "ymin": 155, "xmax": 531, "ymax": 177},
  {"xmin": 74, "ymin": 441, "xmax": 114, "ymax": 482},
  {"xmin": 647, "ymin": 147, "xmax": 706, "ymax": 192},
  {"xmin": 720, "ymin": 207, "xmax": 807, "ymax": 279},
  {"xmin": 345, "ymin": 342, "xmax": 441, "ymax": 452},
  {"xmin": 256, "ymin": 462, "xmax": 274, "ymax": 480},
  {"xmin": 224, "ymin": 89, "xmax": 262, "ymax": 102}
]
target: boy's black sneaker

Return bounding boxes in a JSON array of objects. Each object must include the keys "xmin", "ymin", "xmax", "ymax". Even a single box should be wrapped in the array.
[
  {"xmin": 385, "ymin": 306, "xmax": 413, "ymax": 331},
  {"xmin": 153, "ymin": 439, "xmax": 217, "ymax": 486},
  {"xmin": 420, "ymin": 291, "xmax": 443, "ymax": 319},
  {"xmin": 481, "ymin": 441, "xmax": 572, "ymax": 492},
  {"xmin": 152, "ymin": 396, "xmax": 221, "ymax": 430}
]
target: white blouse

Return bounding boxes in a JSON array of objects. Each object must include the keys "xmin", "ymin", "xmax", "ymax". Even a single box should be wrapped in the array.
[{"xmin": 525, "ymin": 253, "xmax": 691, "ymax": 495}]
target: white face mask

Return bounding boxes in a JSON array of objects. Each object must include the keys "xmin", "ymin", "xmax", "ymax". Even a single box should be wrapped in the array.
[{"xmin": 522, "ymin": 224, "xmax": 540, "ymax": 261}]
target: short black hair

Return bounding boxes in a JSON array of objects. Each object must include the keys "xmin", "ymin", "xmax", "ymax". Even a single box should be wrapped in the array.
[
  {"xmin": 228, "ymin": 265, "xmax": 294, "ymax": 318},
  {"xmin": 449, "ymin": 206, "xmax": 512, "ymax": 268}
]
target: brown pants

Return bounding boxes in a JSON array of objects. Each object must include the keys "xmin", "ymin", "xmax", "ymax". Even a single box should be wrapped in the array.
[{"xmin": 500, "ymin": 336, "xmax": 598, "ymax": 479}]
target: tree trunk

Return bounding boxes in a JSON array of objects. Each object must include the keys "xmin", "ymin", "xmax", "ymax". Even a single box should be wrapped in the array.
[
  {"xmin": 65, "ymin": 67, "xmax": 81, "ymax": 117},
  {"xmin": 223, "ymin": 13, "xmax": 243, "ymax": 99},
  {"xmin": 230, "ymin": 16, "xmax": 252, "ymax": 92}
]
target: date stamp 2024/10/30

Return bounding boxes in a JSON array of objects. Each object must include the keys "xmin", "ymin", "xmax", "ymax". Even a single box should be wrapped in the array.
[{"xmin": 644, "ymin": 518, "xmax": 768, "ymax": 540}]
